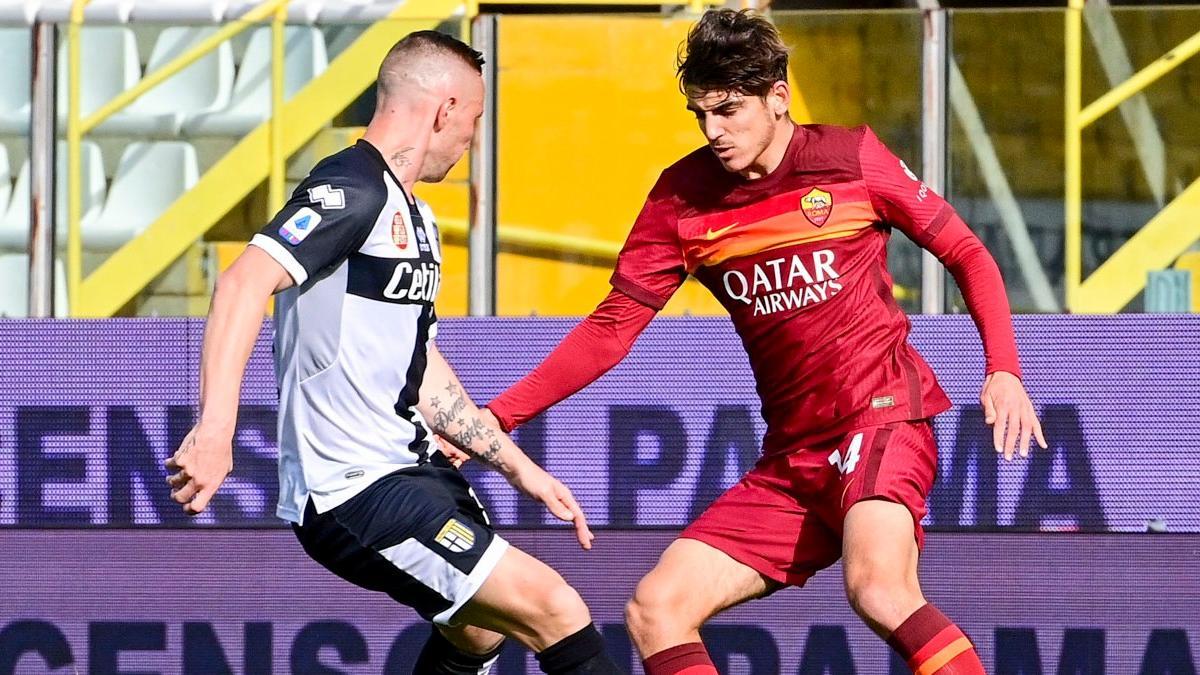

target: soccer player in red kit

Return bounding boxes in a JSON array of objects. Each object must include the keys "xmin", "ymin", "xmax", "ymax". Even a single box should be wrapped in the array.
[{"xmin": 482, "ymin": 10, "xmax": 1047, "ymax": 674}]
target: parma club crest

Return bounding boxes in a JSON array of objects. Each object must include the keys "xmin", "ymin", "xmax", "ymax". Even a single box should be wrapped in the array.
[
  {"xmin": 391, "ymin": 211, "xmax": 408, "ymax": 249},
  {"xmin": 800, "ymin": 187, "xmax": 833, "ymax": 227}
]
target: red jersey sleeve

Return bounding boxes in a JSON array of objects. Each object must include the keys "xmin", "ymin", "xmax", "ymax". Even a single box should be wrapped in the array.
[
  {"xmin": 858, "ymin": 127, "xmax": 1022, "ymax": 378},
  {"xmin": 609, "ymin": 173, "xmax": 686, "ymax": 311},
  {"xmin": 485, "ymin": 289, "xmax": 656, "ymax": 431}
]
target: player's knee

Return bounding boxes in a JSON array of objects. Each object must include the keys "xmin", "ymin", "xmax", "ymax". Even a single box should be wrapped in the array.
[
  {"xmin": 533, "ymin": 580, "xmax": 591, "ymax": 634},
  {"xmin": 625, "ymin": 577, "xmax": 692, "ymax": 637},
  {"xmin": 844, "ymin": 569, "xmax": 921, "ymax": 626}
]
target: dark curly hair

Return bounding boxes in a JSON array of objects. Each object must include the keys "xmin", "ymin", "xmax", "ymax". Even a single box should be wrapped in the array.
[{"xmin": 677, "ymin": 9, "xmax": 789, "ymax": 97}]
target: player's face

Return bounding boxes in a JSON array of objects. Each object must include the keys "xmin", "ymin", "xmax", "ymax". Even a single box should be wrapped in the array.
[
  {"xmin": 686, "ymin": 88, "xmax": 782, "ymax": 175},
  {"xmin": 422, "ymin": 73, "xmax": 485, "ymax": 183}
]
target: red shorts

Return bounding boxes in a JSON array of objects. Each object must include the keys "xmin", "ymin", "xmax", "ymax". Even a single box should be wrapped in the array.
[{"xmin": 680, "ymin": 420, "xmax": 937, "ymax": 587}]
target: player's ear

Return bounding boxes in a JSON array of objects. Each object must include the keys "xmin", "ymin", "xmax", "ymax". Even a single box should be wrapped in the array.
[
  {"xmin": 434, "ymin": 97, "xmax": 456, "ymax": 132},
  {"xmin": 769, "ymin": 80, "xmax": 790, "ymax": 118}
]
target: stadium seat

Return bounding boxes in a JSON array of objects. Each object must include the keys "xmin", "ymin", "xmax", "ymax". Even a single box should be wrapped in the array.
[
  {"xmin": 86, "ymin": 141, "xmax": 198, "ymax": 251},
  {"xmin": 0, "ymin": 141, "xmax": 105, "ymax": 252},
  {"xmin": 101, "ymin": 26, "xmax": 234, "ymax": 136},
  {"xmin": 0, "ymin": 252, "xmax": 68, "ymax": 317},
  {"xmin": 184, "ymin": 26, "xmax": 328, "ymax": 136},
  {"xmin": 56, "ymin": 26, "xmax": 140, "ymax": 125},
  {"xmin": 0, "ymin": 27, "xmax": 31, "ymax": 135}
]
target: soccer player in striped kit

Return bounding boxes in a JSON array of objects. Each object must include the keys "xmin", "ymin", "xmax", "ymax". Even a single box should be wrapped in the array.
[{"xmin": 166, "ymin": 30, "xmax": 623, "ymax": 675}]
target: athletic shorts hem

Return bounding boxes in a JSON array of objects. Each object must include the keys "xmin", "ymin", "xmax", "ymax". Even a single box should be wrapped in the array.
[
  {"xmin": 676, "ymin": 533, "xmax": 813, "ymax": 588},
  {"xmin": 845, "ymin": 494, "xmax": 928, "ymax": 550},
  {"xmin": 433, "ymin": 534, "xmax": 510, "ymax": 626}
]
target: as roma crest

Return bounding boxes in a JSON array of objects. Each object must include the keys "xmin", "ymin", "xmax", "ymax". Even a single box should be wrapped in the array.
[
  {"xmin": 800, "ymin": 187, "xmax": 833, "ymax": 227},
  {"xmin": 391, "ymin": 212, "xmax": 408, "ymax": 249}
]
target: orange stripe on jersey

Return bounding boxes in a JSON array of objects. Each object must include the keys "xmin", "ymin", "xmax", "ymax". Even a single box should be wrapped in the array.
[
  {"xmin": 913, "ymin": 637, "xmax": 973, "ymax": 675},
  {"xmin": 682, "ymin": 200, "xmax": 876, "ymax": 272}
]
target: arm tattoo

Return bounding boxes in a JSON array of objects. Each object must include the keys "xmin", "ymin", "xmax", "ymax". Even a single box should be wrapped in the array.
[
  {"xmin": 427, "ymin": 378, "xmax": 509, "ymax": 471},
  {"xmin": 480, "ymin": 439, "xmax": 503, "ymax": 466}
]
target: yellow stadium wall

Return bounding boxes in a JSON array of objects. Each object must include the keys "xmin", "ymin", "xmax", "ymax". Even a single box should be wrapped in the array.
[{"xmin": 429, "ymin": 14, "xmax": 817, "ymax": 317}]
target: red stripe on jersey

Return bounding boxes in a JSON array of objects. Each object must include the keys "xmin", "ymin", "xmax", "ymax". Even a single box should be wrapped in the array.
[{"xmin": 862, "ymin": 424, "xmax": 895, "ymax": 494}]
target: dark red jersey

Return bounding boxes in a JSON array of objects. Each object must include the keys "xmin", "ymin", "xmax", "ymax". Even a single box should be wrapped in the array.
[
  {"xmin": 489, "ymin": 124, "xmax": 1019, "ymax": 450},
  {"xmin": 611, "ymin": 125, "xmax": 969, "ymax": 451}
]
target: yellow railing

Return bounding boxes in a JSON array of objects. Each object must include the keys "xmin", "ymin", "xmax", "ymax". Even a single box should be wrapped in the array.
[
  {"xmin": 1064, "ymin": 0, "xmax": 1200, "ymax": 312},
  {"xmin": 61, "ymin": 0, "xmax": 751, "ymax": 316},
  {"xmin": 66, "ymin": 0, "xmax": 292, "ymax": 310}
]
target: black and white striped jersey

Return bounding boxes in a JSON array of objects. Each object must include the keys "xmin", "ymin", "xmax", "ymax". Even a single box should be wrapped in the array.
[{"xmin": 249, "ymin": 139, "xmax": 442, "ymax": 524}]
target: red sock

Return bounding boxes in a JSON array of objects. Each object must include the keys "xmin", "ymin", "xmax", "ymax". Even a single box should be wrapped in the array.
[
  {"xmin": 642, "ymin": 643, "xmax": 718, "ymax": 675},
  {"xmin": 887, "ymin": 604, "xmax": 986, "ymax": 674}
]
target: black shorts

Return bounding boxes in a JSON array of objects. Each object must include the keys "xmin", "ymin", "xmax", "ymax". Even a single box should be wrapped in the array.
[{"xmin": 292, "ymin": 453, "xmax": 508, "ymax": 624}]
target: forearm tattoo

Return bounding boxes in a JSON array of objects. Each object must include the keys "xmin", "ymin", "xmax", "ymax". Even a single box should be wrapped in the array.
[{"xmin": 428, "ymin": 381, "xmax": 507, "ymax": 470}]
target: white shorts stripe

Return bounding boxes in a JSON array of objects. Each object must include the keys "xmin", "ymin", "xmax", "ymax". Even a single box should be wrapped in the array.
[{"xmin": 378, "ymin": 534, "xmax": 509, "ymax": 626}]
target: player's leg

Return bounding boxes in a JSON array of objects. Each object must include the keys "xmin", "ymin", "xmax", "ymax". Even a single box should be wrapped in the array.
[
  {"xmin": 413, "ymin": 623, "xmax": 506, "ymax": 674},
  {"xmin": 838, "ymin": 422, "xmax": 985, "ymax": 674},
  {"xmin": 451, "ymin": 545, "xmax": 624, "ymax": 674},
  {"xmin": 627, "ymin": 538, "xmax": 777, "ymax": 675},
  {"xmin": 843, "ymin": 500, "xmax": 984, "ymax": 673},
  {"xmin": 630, "ymin": 455, "xmax": 837, "ymax": 675}
]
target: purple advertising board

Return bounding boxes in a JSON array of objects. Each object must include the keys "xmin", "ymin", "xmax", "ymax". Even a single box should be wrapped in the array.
[
  {"xmin": 0, "ymin": 315, "xmax": 1197, "ymax": 532},
  {"xmin": 0, "ymin": 530, "xmax": 1197, "ymax": 673}
]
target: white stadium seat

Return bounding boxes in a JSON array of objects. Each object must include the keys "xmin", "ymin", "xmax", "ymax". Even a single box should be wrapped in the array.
[
  {"xmin": 56, "ymin": 26, "xmax": 140, "ymax": 124},
  {"xmin": 0, "ymin": 27, "xmax": 31, "ymax": 135},
  {"xmin": 101, "ymin": 26, "xmax": 235, "ymax": 136},
  {"xmin": 0, "ymin": 141, "xmax": 105, "ymax": 252},
  {"xmin": 185, "ymin": 26, "xmax": 327, "ymax": 136},
  {"xmin": 0, "ymin": 252, "xmax": 68, "ymax": 317},
  {"xmin": 86, "ymin": 141, "xmax": 198, "ymax": 250}
]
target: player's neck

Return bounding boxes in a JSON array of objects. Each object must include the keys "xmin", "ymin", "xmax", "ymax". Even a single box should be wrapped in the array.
[
  {"xmin": 738, "ymin": 119, "xmax": 795, "ymax": 181},
  {"xmin": 362, "ymin": 115, "xmax": 430, "ymax": 197}
]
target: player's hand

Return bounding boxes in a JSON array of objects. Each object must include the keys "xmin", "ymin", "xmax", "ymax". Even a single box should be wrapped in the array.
[
  {"xmin": 981, "ymin": 371, "xmax": 1047, "ymax": 461},
  {"xmin": 509, "ymin": 462, "xmax": 594, "ymax": 550},
  {"xmin": 165, "ymin": 424, "xmax": 233, "ymax": 515},
  {"xmin": 434, "ymin": 435, "xmax": 471, "ymax": 468}
]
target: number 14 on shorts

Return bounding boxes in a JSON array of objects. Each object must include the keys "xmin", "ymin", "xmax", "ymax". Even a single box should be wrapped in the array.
[{"xmin": 828, "ymin": 432, "xmax": 864, "ymax": 476}]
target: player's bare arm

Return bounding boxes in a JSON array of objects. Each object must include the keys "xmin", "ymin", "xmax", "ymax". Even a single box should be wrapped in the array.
[
  {"xmin": 419, "ymin": 344, "xmax": 595, "ymax": 549},
  {"xmin": 165, "ymin": 246, "xmax": 292, "ymax": 515}
]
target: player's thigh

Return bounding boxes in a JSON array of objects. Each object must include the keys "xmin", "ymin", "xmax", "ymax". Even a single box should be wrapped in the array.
[
  {"xmin": 842, "ymin": 498, "xmax": 925, "ymax": 634},
  {"xmin": 842, "ymin": 498, "xmax": 921, "ymax": 588},
  {"xmin": 453, "ymin": 544, "xmax": 591, "ymax": 652},
  {"xmin": 631, "ymin": 538, "xmax": 777, "ymax": 626}
]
